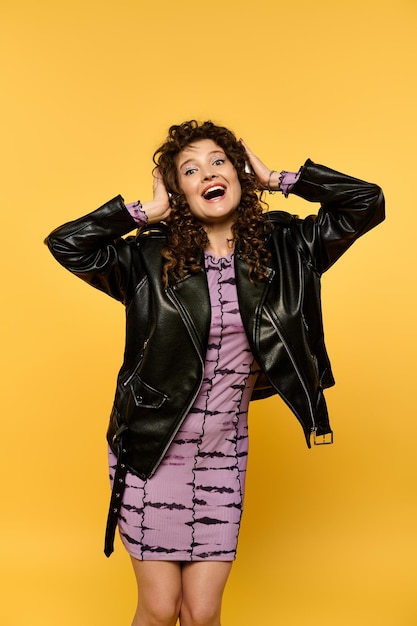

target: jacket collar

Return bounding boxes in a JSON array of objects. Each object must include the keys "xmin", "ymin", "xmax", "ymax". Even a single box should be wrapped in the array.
[{"xmin": 169, "ymin": 243, "xmax": 275, "ymax": 352}]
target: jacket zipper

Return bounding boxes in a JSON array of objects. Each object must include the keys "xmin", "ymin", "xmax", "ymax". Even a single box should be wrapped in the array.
[
  {"xmin": 264, "ymin": 307, "xmax": 316, "ymax": 434},
  {"xmin": 122, "ymin": 339, "xmax": 149, "ymax": 388},
  {"xmin": 145, "ymin": 288, "xmax": 206, "ymax": 477}
]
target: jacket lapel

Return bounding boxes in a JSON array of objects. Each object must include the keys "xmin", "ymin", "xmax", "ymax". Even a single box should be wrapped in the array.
[
  {"xmin": 234, "ymin": 253, "xmax": 275, "ymax": 344},
  {"xmin": 168, "ymin": 250, "xmax": 275, "ymax": 357},
  {"xmin": 169, "ymin": 267, "xmax": 211, "ymax": 355}
]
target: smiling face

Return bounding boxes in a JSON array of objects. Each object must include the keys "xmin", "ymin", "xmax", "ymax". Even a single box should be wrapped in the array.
[{"xmin": 176, "ymin": 138, "xmax": 242, "ymax": 227}]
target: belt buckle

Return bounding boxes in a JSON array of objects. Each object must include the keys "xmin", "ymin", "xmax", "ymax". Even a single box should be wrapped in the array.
[{"xmin": 313, "ymin": 431, "xmax": 334, "ymax": 445}]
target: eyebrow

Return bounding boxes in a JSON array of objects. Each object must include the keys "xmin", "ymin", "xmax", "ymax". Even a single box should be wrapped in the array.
[{"xmin": 178, "ymin": 149, "xmax": 226, "ymax": 170}]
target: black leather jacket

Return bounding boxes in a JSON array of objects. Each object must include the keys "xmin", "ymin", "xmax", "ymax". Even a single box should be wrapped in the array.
[{"xmin": 46, "ymin": 159, "xmax": 384, "ymax": 481}]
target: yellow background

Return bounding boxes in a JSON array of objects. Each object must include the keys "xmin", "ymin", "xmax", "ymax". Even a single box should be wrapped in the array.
[{"xmin": 1, "ymin": 0, "xmax": 416, "ymax": 624}]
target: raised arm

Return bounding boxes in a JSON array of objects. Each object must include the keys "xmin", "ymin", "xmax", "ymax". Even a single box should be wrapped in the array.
[
  {"xmin": 45, "ymin": 169, "xmax": 171, "ymax": 303},
  {"xmin": 290, "ymin": 159, "xmax": 385, "ymax": 273},
  {"xmin": 240, "ymin": 139, "xmax": 385, "ymax": 273}
]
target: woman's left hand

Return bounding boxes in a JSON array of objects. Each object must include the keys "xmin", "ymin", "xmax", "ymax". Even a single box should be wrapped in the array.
[
  {"xmin": 142, "ymin": 168, "xmax": 172, "ymax": 224},
  {"xmin": 239, "ymin": 138, "xmax": 280, "ymax": 191}
]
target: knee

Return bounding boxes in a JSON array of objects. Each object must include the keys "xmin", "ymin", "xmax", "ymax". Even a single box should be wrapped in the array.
[
  {"xmin": 137, "ymin": 594, "xmax": 181, "ymax": 626},
  {"xmin": 180, "ymin": 599, "xmax": 220, "ymax": 626}
]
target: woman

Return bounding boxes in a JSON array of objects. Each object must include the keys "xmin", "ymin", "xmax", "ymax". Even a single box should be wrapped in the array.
[{"xmin": 45, "ymin": 120, "xmax": 385, "ymax": 626}]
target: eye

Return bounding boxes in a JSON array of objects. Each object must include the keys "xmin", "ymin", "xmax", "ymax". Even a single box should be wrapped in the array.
[
  {"xmin": 184, "ymin": 167, "xmax": 197, "ymax": 176},
  {"xmin": 213, "ymin": 158, "xmax": 225, "ymax": 166}
]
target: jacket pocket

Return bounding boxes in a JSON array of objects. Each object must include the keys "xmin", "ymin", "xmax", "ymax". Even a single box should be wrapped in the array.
[
  {"xmin": 128, "ymin": 375, "xmax": 167, "ymax": 409},
  {"xmin": 121, "ymin": 339, "xmax": 150, "ymax": 388}
]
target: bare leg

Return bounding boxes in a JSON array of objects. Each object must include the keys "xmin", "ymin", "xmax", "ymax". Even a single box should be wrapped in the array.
[
  {"xmin": 179, "ymin": 561, "xmax": 233, "ymax": 626},
  {"xmin": 130, "ymin": 558, "xmax": 182, "ymax": 626}
]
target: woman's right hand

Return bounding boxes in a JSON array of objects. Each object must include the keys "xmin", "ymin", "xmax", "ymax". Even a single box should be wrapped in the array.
[
  {"xmin": 142, "ymin": 168, "xmax": 172, "ymax": 224},
  {"xmin": 239, "ymin": 138, "xmax": 280, "ymax": 191}
]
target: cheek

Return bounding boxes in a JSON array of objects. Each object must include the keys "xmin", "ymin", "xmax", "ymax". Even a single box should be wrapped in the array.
[
  {"xmin": 230, "ymin": 169, "xmax": 241, "ymax": 192},
  {"xmin": 179, "ymin": 185, "xmax": 200, "ymax": 214},
  {"xmin": 233, "ymin": 179, "xmax": 242, "ymax": 201},
  {"xmin": 181, "ymin": 180, "xmax": 200, "ymax": 205},
  {"xmin": 178, "ymin": 176, "xmax": 192, "ymax": 197}
]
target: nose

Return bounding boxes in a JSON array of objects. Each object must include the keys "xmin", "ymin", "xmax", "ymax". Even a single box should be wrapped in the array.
[{"xmin": 202, "ymin": 168, "xmax": 217, "ymax": 181}]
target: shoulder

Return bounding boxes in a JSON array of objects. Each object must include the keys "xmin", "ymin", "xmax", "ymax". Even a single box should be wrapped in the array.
[
  {"xmin": 135, "ymin": 221, "xmax": 170, "ymax": 243},
  {"xmin": 263, "ymin": 211, "xmax": 311, "ymax": 261},
  {"xmin": 263, "ymin": 210, "xmax": 300, "ymax": 228}
]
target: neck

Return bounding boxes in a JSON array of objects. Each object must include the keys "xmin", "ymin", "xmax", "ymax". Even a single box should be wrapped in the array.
[{"xmin": 204, "ymin": 225, "xmax": 235, "ymax": 258}]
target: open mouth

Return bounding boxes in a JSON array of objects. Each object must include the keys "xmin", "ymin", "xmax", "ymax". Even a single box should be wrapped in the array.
[{"xmin": 202, "ymin": 185, "xmax": 226, "ymax": 201}]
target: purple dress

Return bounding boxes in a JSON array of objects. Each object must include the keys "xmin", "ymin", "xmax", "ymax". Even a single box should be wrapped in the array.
[
  {"xmin": 108, "ymin": 171, "xmax": 299, "ymax": 560},
  {"xmin": 108, "ymin": 252, "xmax": 259, "ymax": 561}
]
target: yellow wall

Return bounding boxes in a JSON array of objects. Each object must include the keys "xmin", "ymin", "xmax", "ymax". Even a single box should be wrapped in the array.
[{"xmin": 1, "ymin": 0, "xmax": 416, "ymax": 624}]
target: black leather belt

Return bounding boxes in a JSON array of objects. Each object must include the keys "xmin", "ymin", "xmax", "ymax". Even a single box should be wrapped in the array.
[{"xmin": 104, "ymin": 435, "xmax": 128, "ymax": 557}]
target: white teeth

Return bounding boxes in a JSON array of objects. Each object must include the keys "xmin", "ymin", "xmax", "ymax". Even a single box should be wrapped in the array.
[{"xmin": 203, "ymin": 185, "xmax": 225, "ymax": 199}]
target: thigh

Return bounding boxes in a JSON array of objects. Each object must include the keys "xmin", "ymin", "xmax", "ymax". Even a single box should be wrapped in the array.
[
  {"xmin": 131, "ymin": 558, "xmax": 183, "ymax": 620},
  {"xmin": 180, "ymin": 561, "xmax": 233, "ymax": 624}
]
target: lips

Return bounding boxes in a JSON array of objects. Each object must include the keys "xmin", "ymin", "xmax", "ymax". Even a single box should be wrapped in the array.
[{"xmin": 202, "ymin": 184, "xmax": 226, "ymax": 201}]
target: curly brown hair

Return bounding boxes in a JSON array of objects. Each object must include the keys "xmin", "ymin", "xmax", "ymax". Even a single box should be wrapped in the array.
[{"xmin": 153, "ymin": 120, "xmax": 272, "ymax": 287}]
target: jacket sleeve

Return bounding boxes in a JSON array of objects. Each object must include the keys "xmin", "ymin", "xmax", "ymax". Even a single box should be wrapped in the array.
[
  {"xmin": 44, "ymin": 195, "xmax": 139, "ymax": 304},
  {"xmin": 290, "ymin": 159, "xmax": 385, "ymax": 274}
]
